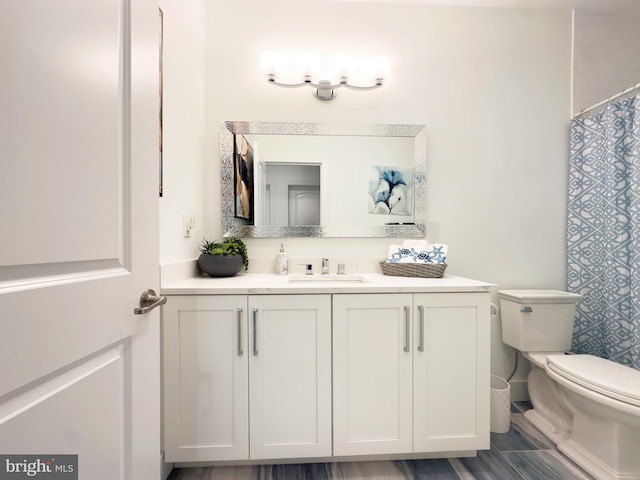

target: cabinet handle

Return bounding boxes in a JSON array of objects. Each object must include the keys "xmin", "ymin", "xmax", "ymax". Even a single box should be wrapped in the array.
[
  {"xmin": 237, "ymin": 308, "xmax": 244, "ymax": 356},
  {"xmin": 418, "ymin": 305, "xmax": 425, "ymax": 352},
  {"xmin": 252, "ymin": 308, "xmax": 258, "ymax": 356},
  {"xmin": 404, "ymin": 306, "xmax": 410, "ymax": 353}
]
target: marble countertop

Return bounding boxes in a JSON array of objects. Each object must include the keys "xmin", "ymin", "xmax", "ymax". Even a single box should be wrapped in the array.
[{"xmin": 161, "ymin": 272, "xmax": 495, "ymax": 295}]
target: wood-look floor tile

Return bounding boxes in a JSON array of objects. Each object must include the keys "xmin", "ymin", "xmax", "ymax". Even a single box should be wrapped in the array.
[
  {"xmin": 502, "ymin": 450, "xmax": 594, "ymax": 480},
  {"xmin": 257, "ymin": 463, "xmax": 332, "ymax": 480},
  {"xmin": 399, "ymin": 458, "xmax": 464, "ymax": 479},
  {"xmin": 450, "ymin": 450, "xmax": 526, "ymax": 480},
  {"xmin": 490, "ymin": 413, "xmax": 554, "ymax": 452},
  {"xmin": 330, "ymin": 460, "xmax": 407, "ymax": 479}
]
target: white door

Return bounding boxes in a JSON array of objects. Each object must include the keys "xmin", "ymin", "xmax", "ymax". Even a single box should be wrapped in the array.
[
  {"xmin": 288, "ymin": 188, "xmax": 320, "ymax": 226},
  {"xmin": 0, "ymin": 1, "xmax": 160, "ymax": 479},
  {"xmin": 332, "ymin": 294, "xmax": 413, "ymax": 456},
  {"xmin": 163, "ymin": 296, "xmax": 249, "ymax": 462},
  {"xmin": 248, "ymin": 295, "xmax": 332, "ymax": 460}
]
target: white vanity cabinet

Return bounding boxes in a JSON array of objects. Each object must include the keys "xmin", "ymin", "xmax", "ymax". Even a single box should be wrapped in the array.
[
  {"xmin": 332, "ymin": 294, "xmax": 413, "ymax": 455},
  {"xmin": 163, "ymin": 295, "xmax": 247, "ymax": 463},
  {"xmin": 332, "ymin": 292, "xmax": 490, "ymax": 456},
  {"xmin": 162, "ymin": 294, "xmax": 332, "ymax": 463},
  {"xmin": 248, "ymin": 294, "xmax": 332, "ymax": 460}
]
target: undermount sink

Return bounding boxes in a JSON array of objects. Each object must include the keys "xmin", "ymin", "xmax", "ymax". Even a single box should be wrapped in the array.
[{"xmin": 287, "ymin": 274, "xmax": 368, "ymax": 283}]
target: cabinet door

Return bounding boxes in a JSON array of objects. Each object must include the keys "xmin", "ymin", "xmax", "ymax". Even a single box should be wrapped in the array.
[
  {"xmin": 248, "ymin": 294, "xmax": 332, "ymax": 459},
  {"xmin": 413, "ymin": 292, "xmax": 490, "ymax": 452},
  {"xmin": 163, "ymin": 295, "xmax": 249, "ymax": 462},
  {"xmin": 333, "ymin": 294, "xmax": 413, "ymax": 456}
]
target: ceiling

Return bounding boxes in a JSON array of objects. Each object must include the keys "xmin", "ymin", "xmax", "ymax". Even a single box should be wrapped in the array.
[{"xmin": 323, "ymin": 0, "xmax": 640, "ymax": 13}]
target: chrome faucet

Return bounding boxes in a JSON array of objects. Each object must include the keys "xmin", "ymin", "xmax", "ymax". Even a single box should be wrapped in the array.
[{"xmin": 321, "ymin": 258, "xmax": 329, "ymax": 275}]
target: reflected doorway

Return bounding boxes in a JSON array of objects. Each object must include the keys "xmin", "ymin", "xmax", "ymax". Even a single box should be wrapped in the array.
[{"xmin": 257, "ymin": 163, "xmax": 321, "ymax": 226}]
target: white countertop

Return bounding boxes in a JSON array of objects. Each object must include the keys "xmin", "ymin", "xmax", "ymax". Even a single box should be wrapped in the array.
[{"xmin": 161, "ymin": 272, "xmax": 495, "ymax": 295}]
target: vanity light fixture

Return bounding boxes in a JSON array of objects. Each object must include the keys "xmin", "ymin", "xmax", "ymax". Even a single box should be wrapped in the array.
[{"xmin": 260, "ymin": 51, "xmax": 389, "ymax": 100}]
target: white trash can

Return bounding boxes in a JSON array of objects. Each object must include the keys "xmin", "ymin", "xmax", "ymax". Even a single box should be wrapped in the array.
[{"xmin": 490, "ymin": 375, "xmax": 511, "ymax": 433}]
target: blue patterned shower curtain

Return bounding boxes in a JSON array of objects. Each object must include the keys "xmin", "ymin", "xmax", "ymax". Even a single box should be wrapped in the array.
[{"xmin": 567, "ymin": 92, "xmax": 640, "ymax": 370}]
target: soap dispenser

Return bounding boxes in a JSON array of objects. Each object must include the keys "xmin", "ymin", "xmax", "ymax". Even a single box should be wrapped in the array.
[{"xmin": 275, "ymin": 243, "xmax": 288, "ymax": 275}]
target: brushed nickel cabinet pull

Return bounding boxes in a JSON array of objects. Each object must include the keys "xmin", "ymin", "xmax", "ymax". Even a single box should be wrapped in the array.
[
  {"xmin": 252, "ymin": 308, "xmax": 258, "ymax": 356},
  {"xmin": 418, "ymin": 305, "xmax": 425, "ymax": 352},
  {"xmin": 237, "ymin": 308, "xmax": 244, "ymax": 356},
  {"xmin": 404, "ymin": 306, "xmax": 411, "ymax": 353}
]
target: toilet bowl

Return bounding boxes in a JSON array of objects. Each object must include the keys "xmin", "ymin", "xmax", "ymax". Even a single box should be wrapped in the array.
[
  {"xmin": 498, "ymin": 290, "xmax": 640, "ymax": 480},
  {"xmin": 522, "ymin": 352, "xmax": 573, "ymax": 445},
  {"xmin": 546, "ymin": 354, "xmax": 640, "ymax": 480}
]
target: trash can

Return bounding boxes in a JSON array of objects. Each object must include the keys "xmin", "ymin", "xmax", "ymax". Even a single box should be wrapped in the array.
[{"xmin": 490, "ymin": 375, "xmax": 511, "ymax": 433}]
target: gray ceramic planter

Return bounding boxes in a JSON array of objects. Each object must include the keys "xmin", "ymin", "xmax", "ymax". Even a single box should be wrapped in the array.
[{"xmin": 198, "ymin": 253, "xmax": 244, "ymax": 277}]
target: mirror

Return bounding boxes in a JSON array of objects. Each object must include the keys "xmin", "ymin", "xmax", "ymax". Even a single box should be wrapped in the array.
[
  {"xmin": 220, "ymin": 122, "xmax": 426, "ymax": 238},
  {"xmin": 258, "ymin": 163, "xmax": 321, "ymax": 226}
]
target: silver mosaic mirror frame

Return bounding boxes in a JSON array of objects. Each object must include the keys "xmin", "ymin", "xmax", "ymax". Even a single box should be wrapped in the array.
[{"xmin": 220, "ymin": 121, "xmax": 426, "ymax": 238}]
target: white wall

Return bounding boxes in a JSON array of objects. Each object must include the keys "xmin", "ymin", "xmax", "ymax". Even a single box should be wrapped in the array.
[
  {"xmin": 158, "ymin": 0, "xmax": 206, "ymax": 263},
  {"xmin": 204, "ymin": 2, "xmax": 571, "ymax": 282},
  {"xmin": 573, "ymin": 10, "xmax": 640, "ymax": 114},
  {"xmin": 161, "ymin": 1, "xmax": 573, "ymax": 392}
]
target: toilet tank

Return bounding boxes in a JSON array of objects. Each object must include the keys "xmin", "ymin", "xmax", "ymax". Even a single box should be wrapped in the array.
[{"xmin": 498, "ymin": 290, "xmax": 582, "ymax": 352}]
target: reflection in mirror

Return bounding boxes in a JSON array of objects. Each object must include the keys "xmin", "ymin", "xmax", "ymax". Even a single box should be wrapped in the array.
[
  {"xmin": 220, "ymin": 122, "xmax": 426, "ymax": 238},
  {"xmin": 258, "ymin": 163, "xmax": 320, "ymax": 226}
]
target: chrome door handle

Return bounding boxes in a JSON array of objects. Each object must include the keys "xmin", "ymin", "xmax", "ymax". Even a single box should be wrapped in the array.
[{"xmin": 133, "ymin": 289, "xmax": 167, "ymax": 314}]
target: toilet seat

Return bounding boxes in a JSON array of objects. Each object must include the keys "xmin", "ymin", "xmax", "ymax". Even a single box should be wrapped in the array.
[
  {"xmin": 546, "ymin": 354, "xmax": 640, "ymax": 407},
  {"xmin": 524, "ymin": 351, "xmax": 559, "ymax": 368}
]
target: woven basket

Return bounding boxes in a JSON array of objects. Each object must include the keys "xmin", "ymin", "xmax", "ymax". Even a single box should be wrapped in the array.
[{"xmin": 379, "ymin": 260, "xmax": 447, "ymax": 278}]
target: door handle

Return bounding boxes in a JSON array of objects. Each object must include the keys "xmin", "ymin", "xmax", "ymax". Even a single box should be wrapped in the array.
[
  {"xmin": 252, "ymin": 308, "xmax": 258, "ymax": 356},
  {"xmin": 133, "ymin": 289, "xmax": 167, "ymax": 314},
  {"xmin": 237, "ymin": 308, "xmax": 244, "ymax": 356},
  {"xmin": 404, "ymin": 305, "xmax": 410, "ymax": 353},
  {"xmin": 418, "ymin": 305, "xmax": 425, "ymax": 352}
]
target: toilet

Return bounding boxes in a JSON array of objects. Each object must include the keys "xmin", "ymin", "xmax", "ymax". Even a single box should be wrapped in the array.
[{"xmin": 499, "ymin": 290, "xmax": 640, "ymax": 480}]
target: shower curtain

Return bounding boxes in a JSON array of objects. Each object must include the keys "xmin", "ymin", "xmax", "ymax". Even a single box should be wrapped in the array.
[{"xmin": 567, "ymin": 92, "xmax": 640, "ymax": 370}]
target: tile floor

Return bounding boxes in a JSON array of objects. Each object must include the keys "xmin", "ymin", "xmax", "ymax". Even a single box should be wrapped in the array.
[{"xmin": 167, "ymin": 402, "xmax": 594, "ymax": 480}]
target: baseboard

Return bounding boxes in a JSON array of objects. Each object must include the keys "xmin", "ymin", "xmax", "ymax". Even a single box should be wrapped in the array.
[
  {"xmin": 161, "ymin": 457, "xmax": 173, "ymax": 480},
  {"xmin": 173, "ymin": 451, "xmax": 478, "ymax": 468}
]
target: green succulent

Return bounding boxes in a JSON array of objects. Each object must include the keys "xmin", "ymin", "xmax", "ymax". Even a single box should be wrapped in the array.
[{"xmin": 199, "ymin": 237, "xmax": 249, "ymax": 270}]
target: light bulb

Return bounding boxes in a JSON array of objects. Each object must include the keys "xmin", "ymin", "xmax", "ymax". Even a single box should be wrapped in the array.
[
  {"xmin": 294, "ymin": 52, "xmax": 321, "ymax": 82},
  {"xmin": 353, "ymin": 56, "xmax": 389, "ymax": 86},
  {"xmin": 260, "ymin": 51, "xmax": 286, "ymax": 78},
  {"xmin": 329, "ymin": 54, "xmax": 354, "ymax": 84},
  {"xmin": 370, "ymin": 56, "xmax": 390, "ymax": 81}
]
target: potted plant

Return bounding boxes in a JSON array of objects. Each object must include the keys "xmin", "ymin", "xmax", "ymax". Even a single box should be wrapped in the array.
[{"xmin": 198, "ymin": 237, "xmax": 249, "ymax": 277}]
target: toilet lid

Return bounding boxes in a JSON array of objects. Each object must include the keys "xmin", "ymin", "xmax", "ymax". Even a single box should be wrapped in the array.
[
  {"xmin": 498, "ymin": 290, "xmax": 582, "ymax": 304},
  {"xmin": 547, "ymin": 354, "xmax": 640, "ymax": 407}
]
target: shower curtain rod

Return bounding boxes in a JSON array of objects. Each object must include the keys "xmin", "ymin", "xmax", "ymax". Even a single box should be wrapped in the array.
[{"xmin": 573, "ymin": 81, "xmax": 640, "ymax": 120}]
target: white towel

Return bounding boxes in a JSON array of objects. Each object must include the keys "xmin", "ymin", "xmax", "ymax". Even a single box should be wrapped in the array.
[
  {"xmin": 386, "ymin": 243, "xmax": 448, "ymax": 264},
  {"xmin": 387, "ymin": 244, "xmax": 417, "ymax": 263},
  {"xmin": 425, "ymin": 244, "xmax": 448, "ymax": 264},
  {"xmin": 402, "ymin": 240, "xmax": 428, "ymax": 250},
  {"xmin": 386, "ymin": 244, "xmax": 406, "ymax": 262}
]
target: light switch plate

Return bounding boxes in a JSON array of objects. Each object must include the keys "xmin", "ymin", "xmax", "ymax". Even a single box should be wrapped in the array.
[{"xmin": 183, "ymin": 214, "xmax": 195, "ymax": 237}]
